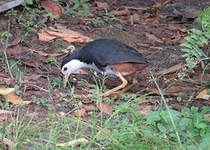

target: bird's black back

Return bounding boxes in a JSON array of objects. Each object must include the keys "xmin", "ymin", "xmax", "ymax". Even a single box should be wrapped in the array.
[{"xmin": 61, "ymin": 39, "xmax": 147, "ymax": 70}]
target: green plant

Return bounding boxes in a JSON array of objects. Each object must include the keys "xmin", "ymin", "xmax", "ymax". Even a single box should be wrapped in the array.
[
  {"xmin": 10, "ymin": 60, "xmax": 24, "ymax": 82},
  {"xmin": 145, "ymin": 106, "xmax": 210, "ymax": 149},
  {"xmin": 72, "ymin": 0, "xmax": 90, "ymax": 15},
  {"xmin": 180, "ymin": 7, "xmax": 210, "ymax": 69},
  {"xmin": 0, "ymin": 21, "xmax": 14, "ymax": 79}
]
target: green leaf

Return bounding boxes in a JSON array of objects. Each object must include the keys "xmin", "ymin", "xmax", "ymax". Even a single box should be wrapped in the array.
[
  {"xmin": 72, "ymin": 0, "xmax": 80, "ymax": 9},
  {"xmin": 146, "ymin": 111, "xmax": 161, "ymax": 124},
  {"xmin": 180, "ymin": 42, "xmax": 193, "ymax": 49},
  {"xmin": 133, "ymin": 13, "xmax": 139, "ymax": 20},
  {"xmin": 203, "ymin": 32, "xmax": 210, "ymax": 38},
  {"xmin": 157, "ymin": 123, "xmax": 166, "ymax": 133},
  {"xmin": 48, "ymin": 57, "xmax": 57, "ymax": 63},
  {"xmin": 197, "ymin": 122, "xmax": 207, "ymax": 129},
  {"xmin": 190, "ymin": 29, "xmax": 203, "ymax": 35}
]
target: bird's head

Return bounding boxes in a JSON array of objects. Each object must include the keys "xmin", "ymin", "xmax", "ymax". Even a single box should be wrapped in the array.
[{"xmin": 61, "ymin": 58, "xmax": 89, "ymax": 87}]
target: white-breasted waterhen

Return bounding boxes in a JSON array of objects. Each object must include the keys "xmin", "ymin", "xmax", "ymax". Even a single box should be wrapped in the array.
[{"xmin": 61, "ymin": 39, "xmax": 147, "ymax": 96}]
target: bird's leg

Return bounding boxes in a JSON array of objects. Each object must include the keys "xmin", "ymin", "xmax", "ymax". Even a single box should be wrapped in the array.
[
  {"xmin": 120, "ymin": 78, "xmax": 138, "ymax": 93},
  {"xmin": 104, "ymin": 72, "xmax": 128, "ymax": 96}
]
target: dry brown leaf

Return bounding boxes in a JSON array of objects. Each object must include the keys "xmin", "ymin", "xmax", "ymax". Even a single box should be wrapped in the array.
[
  {"xmin": 152, "ymin": 0, "xmax": 172, "ymax": 8},
  {"xmin": 1, "ymin": 137, "xmax": 16, "ymax": 149},
  {"xmin": 74, "ymin": 93, "xmax": 92, "ymax": 99},
  {"xmin": 160, "ymin": 63, "xmax": 184, "ymax": 75},
  {"xmin": 83, "ymin": 104, "xmax": 96, "ymax": 111},
  {"xmin": 0, "ymin": 87, "xmax": 15, "ymax": 96},
  {"xmin": 41, "ymin": 1, "xmax": 63, "ymax": 18},
  {"xmin": 24, "ymin": 75, "xmax": 41, "ymax": 81},
  {"xmin": 5, "ymin": 93, "xmax": 35, "ymax": 105},
  {"xmin": 38, "ymin": 29, "xmax": 57, "ymax": 41},
  {"xmin": 22, "ymin": 61, "xmax": 40, "ymax": 68},
  {"xmin": 95, "ymin": 2, "xmax": 109, "ymax": 10},
  {"xmin": 133, "ymin": 15, "xmax": 159, "ymax": 25},
  {"xmin": 97, "ymin": 102, "xmax": 112, "ymax": 114},
  {"xmin": 7, "ymin": 44, "xmax": 22, "ymax": 56},
  {"xmin": 148, "ymin": 86, "xmax": 181, "ymax": 96},
  {"xmin": 34, "ymin": 50, "xmax": 63, "ymax": 57},
  {"xmin": 39, "ymin": 25, "xmax": 93, "ymax": 43},
  {"xmin": 138, "ymin": 105, "xmax": 152, "ymax": 115},
  {"xmin": 56, "ymin": 138, "xmax": 88, "ymax": 147},
  {"xmin": 152, "ymin": 3, "xmax": 162, "ymax": 8},
  {"xmin": 74, "ymin": 108, "xmax": 86, "ymax": 117},
  {"xmin": 168, "ymin": 24, "xmax": 187, "ymax": 32},
  {"xmin": 165, "ymin": 86, "xmax": 181, "ymax": 94},
  {"xmin": 144, "ymin": 32, "xmax": 163, "ymax": 43},
  {"xmin": 2, "ymin": 78, "xmax": 13, "ymax": 85},
  {"xmin": 171, "ymin": 104, "xmax": 182, "ymax": 111},
  {"xmin": 110, "ymin": 8, "xmax": 130, "ymax": 16},
  {"xmin": 8, "ymin": 37, "xmax": 21, "ymax": 47},
  {"xmin": 196, "ymin": 89, "xmax": 209, "ymax": 100}
]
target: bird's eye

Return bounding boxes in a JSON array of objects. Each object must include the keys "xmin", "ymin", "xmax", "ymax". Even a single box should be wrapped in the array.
[{"xmin": 64, "ymin": 67, "xmax": 67, "ymax": 71}]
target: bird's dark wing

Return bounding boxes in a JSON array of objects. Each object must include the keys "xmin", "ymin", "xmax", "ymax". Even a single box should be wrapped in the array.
[{"xmin": 86, "ymin": 39, "xmax": 147, "ymax": 65}]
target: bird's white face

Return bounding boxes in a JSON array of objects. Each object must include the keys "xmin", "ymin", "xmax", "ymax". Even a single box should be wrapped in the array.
[
  {"xmin": 62, "ymin": 59, "xmax": 89, "ymax": 88},
  {"xmin": 61, "ymin": 59, "xmax": 88, "ymax": 76}
]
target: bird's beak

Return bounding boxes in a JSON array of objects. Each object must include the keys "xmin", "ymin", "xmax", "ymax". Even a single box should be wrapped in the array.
[{"xmin": 62, "ymin": 73, "xmax": 69, "ymax": 88}]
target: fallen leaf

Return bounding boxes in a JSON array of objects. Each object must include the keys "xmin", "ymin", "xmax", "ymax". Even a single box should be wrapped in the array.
[
  {"xmin": 160, "ymin": 63, "xmax": 184, "ymax": 75},
  {"xmin": 196, "ymin": 89, "xmax": 210, "ymax": 100},
  {"xmin": 34, "ymin": 50, "xmax": 63, "ymax": 57},
  {"xmin": 165, "ymin": 86, "xmax": 181, "ymax": 94},
  {"xmin": 83, "ymin": 104, "xmax": 96, "ymax": 111},
  {"xmin": 95, "ymin": 2, "xmax": 109, "ymax": 10},
  {"xmin": 1, "ymin": 137, "xmax": 16, "ymax": 149},
  {"xmin": 152, "ymin": 0, "xmax": 172, "ymax": 8},
  {"xmin": 138, "ymin": 105, "xmax": 152, "ymax": 115},
  {"xmin": 24, "ymin": 75, "xmax": 41, "ymax": 81},
  {"xmin": 39, "ymin": 25, "xmax": 93, "ymax": 43},
  {"xmin": 5, "ymin": 93, "xmax": 35, "ymax": 105},
  {"xmin": 41, "ymin": 1, "xmax": 63, "ymax": 18},
  {"xmin": 6, "ymin": 44, "xmax": 22, "ymax": 56},
  {"xmin": 74, "ymin": 93, "xmax": 92, "ymax": 99},
  {"xmin": 171, "ymin": 104, "xmax": 182, "ymax": 111},
  {"xmin": 8, "ymin": 37, "xmax": 21, "ymax": 47},
  {"xmin": 97, "ymin": 102, "xmax": 112, "ymax": 114},
  {"xmin": 56, "ymin": 138, "xmax": 88, "ymax": 147},
  {"xmin": 152, "ymin": 3, "xmax": 162, "ymax": 8},
  {"xmin": 2, "ymin": 78, "xmax": 13, "ymax": 85},
  {"xmin": 0, "ymin": 87, "xmax": 15, "ymax": 96},
  {"xmin": 74, "ymin": 108, "xmax": 86, "ymax": 117},
  {"xmin": 168, "ymin": 24, "xmax": 187, "ymax": 32},
  {"xmin": 110, "ymin": 8, "xmax": 130, "ymax": 16},
  {"xmin": 133, "ymin": 15, "xmax": 159, "ymax": 25},
  {"xmin": 148, "ymin": 86, "xmax": 181, "ymax": 96},
  {"xmin": 144, "ymin": 32, "xmax": 163, "ymax": 43},
  {"xmin": 22, "ymin": 61, "xmax": 40, "ymax": 68},
  {"xmin": 38, "ymin": 29, "xmax": 57, "ymax": 41}
]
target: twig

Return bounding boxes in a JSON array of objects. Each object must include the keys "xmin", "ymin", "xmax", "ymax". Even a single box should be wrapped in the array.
[{"xmin": 26, "ymin": 84, "xmax": 49, "ymax": 93}]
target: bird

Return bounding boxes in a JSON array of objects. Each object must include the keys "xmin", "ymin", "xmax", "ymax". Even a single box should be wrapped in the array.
[{"xmin": 61, "ymin": 39, "xmax": 147, "ymax": 96}]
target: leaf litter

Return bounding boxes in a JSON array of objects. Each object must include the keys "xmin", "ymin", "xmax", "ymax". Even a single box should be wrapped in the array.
[{"xmin": 0, "ymin": 1, "xmax": 209, "ymax": 148}]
